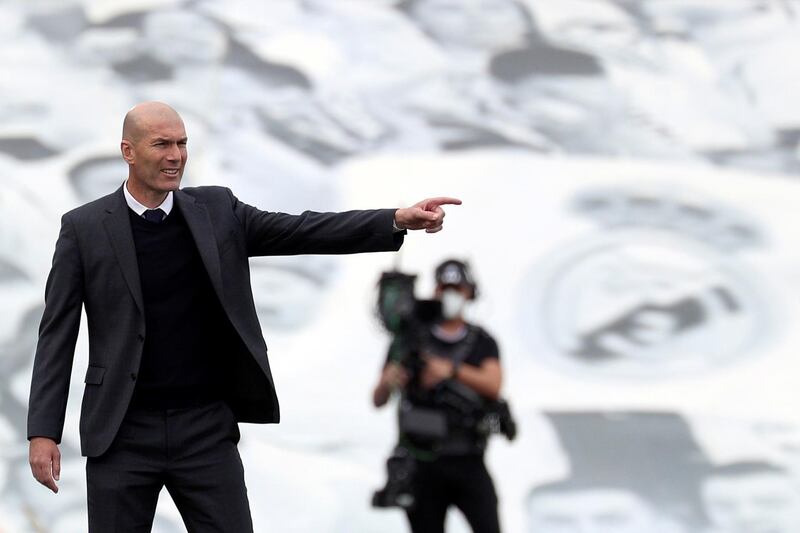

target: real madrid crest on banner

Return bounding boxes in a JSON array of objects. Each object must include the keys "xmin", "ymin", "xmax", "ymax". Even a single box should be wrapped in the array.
[{"xmin": 520, "ymin": 185, "xmax": 772, "ymax": 379}]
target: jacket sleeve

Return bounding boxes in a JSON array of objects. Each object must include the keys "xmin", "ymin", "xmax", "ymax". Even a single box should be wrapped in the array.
[
  {"xmin": 228, "ymin": 189, "xmax": 405, "ymax": 257},
  {"xmin": 27, "ymin": 214, "xmax": 84, "ymax": 444}
]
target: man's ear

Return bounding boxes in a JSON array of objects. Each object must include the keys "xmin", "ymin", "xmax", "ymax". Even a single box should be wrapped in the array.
[{"xmin": 120, "ymin": 140, "xmax": 135, "ymax": 164}]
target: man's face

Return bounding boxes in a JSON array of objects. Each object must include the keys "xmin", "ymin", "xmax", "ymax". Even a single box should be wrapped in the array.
[
  {"xmin": 125, "ymin": 115, "xmax": 187, "ymax": 195},
  {"xmin": 702, "ymin": 473, "xmax": 800, "ymax": 533},
  {"xmin": 410, "ymin": 0, "xmax": 529, "ymax": 52},
  {"xmin": 527, "ymin": 488, "xmax": 664, "ymax": 533}
]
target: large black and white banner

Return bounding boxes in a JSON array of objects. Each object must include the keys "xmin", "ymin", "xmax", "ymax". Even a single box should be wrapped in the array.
[{"xmin": 1, "ymin": 1, "xmax": 799, "ymax": 532}]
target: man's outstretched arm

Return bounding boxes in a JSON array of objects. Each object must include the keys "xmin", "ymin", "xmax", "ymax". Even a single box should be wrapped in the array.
[{"xmin": 227, "ymin": 188, "xmax": 462, "ymax": 257}]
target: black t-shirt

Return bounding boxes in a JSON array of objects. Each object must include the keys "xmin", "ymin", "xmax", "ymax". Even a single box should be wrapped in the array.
[
  {"xmin": 385, "ymin": 322, "xmax": 500, "ymax": 386},
  {"xmin": 420, "ymin": 323, "xmax": 499, "ymax": 369},
  {"xmin": 384, "ymin": 322, "xmax": 501, "ymax": 455}
]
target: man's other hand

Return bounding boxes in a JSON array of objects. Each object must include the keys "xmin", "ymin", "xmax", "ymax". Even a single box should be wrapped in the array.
[
  {"xmin": 395, "ymin": 197, "xmax": 462, "ymax": 233},
  {"xmin": 29, "ymin": 437, "xmax": 61, "ymax": 493}
]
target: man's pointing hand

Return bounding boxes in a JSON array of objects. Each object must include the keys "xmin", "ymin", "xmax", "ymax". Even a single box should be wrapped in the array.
[{"xmin": 394, "ymin": 197, "xmax": 462, "ymax": 234}]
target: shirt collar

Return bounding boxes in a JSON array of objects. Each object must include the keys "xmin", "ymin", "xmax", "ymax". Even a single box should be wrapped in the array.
[
  {"xmin": 123, "ymin": 180, "xmax": 174, "ymax": 217},
  {"xmin": 431, "ymin": 323, "xmax": 469, "ymax": 343}
]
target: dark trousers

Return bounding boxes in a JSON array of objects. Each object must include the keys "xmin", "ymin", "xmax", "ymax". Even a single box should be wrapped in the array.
[
  {"xmin": 406, "ymin": 455, "xmax": 501, "ymax": 533},
  {"xmin": 86, "ymin": 401, "xmax": 253, "ymax": 533}
]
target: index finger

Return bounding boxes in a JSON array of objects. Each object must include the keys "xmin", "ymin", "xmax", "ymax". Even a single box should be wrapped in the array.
[{"xmin": 423, "ymin": 197, "xmax": 462, "ymax": 210}]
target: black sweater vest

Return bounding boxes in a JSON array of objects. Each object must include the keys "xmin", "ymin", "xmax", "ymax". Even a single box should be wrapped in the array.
[{"xmin": 128, "ymin": 206, "xmax": 232, "ymax": 409}]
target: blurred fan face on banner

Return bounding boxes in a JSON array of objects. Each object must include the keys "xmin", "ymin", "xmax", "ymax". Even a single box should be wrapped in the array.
[
  {"xmin": 0, "ymin": 178, "xmax": 49, "ymax": 347},
  {"xmin": 142, "ymin": 9, "xmax": 228, "ymax": 66},
  {"xmin": 67, "ymin": 154, "xmax": 128, "ymax": 203},
  {"xmin": 702, "ymin": 469, "xmax": 800, "ymax": 533},
  {"xmin": 216, "ymin": 130, "xmax": 340, "ymax": 330},
  {"xmin": 527, "ymin": 487, "xmax": 684, "ymax": 533},
  {"xmin": 752, "ymin": 422, "xmax": 800, "ymax": 475},
  {"xmin": 402, "ymin": 0, "xmax": 531, "ymax": 52},
  {"xmin": 506, "ymin": 74, "xmax": 617, "ymax": 125},
  {"xmin": 544, "ymin": 4, "xmax": 641, "ymax": 54}
]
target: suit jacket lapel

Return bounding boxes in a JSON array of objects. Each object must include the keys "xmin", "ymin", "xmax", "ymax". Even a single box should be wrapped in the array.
[
  {"xmin": 103, "ymin": 188, "xmax": 144, "ymax": 314},
  {"xmin": 175, "ymin": 190, "xmax": 224, "ymax": 302}
]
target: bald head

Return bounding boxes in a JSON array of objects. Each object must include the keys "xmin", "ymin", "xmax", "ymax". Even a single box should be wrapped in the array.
[
  {"xmin": 122, "ymin": 101, "xmax": 184, "ymax": 143},
  {"xmin": 120, "ymin": 102, "xmax": 188, "ymax": 206}
]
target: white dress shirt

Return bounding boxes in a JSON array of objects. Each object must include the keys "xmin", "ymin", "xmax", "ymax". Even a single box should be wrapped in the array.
[{"xmin": 123, "ymin": 180, "xmax": 174, "ymax": 217}]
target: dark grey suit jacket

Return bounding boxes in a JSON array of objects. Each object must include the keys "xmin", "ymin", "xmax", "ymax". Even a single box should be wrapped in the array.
[{"xmin": 28, "ymin": 185, "xmax": 403, "ymax": 457}]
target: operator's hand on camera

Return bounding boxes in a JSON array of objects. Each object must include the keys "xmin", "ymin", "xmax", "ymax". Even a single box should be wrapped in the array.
[
  {"xmin": 382, "ymin": 362, "xmax": 410, "ymax": 390},
  {"xmin": 374, "ymin": 362, "xmax": 409, "ymax": 407},
  {"xmin": 394, "ymin": 197, "xmax": 462, "ymax": 234},
  {"xmin": 420, "ymin": 354, "xmax": 455, "ymax": 389}
]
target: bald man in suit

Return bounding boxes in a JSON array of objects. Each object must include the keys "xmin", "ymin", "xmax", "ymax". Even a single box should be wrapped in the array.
[{"xmin": 28, "ymin": 101, "xmax": 460, "ymax": 532}]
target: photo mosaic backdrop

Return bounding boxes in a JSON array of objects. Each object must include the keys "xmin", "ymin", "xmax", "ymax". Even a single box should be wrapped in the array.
[{"xmin": 1, "ymin": 1, "xmax": 799, "ymax": 531}]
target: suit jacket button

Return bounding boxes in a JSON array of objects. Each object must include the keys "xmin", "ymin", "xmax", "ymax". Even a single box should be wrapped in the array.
[
  {"xmin": 137, "ymin": 333, "xmax": 145, "ymax": 342},
  {"xmin": 130, "ymin": 373, "xmax": 137, "ymax": 381}
]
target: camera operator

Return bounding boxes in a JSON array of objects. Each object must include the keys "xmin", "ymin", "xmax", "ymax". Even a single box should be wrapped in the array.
[{"xmin": 372, "ymin": 259, "xmax": 504, "ymax": 533}]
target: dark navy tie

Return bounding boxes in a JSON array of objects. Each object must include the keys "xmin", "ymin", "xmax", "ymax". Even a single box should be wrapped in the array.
[{"xmin": 143, "ymin": 208, "xmax": 166, "ymax": 223}]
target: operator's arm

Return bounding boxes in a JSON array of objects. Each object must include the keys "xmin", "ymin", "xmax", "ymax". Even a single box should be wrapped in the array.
[
  {"xmin": 27, "ymin": 214, "xmax": 85, "ymax": 493},
  {"xmin": 422, "ymin": 356, "xmax": 502, "ymax": 401},
  {"xmin": 452, "ymin": 358, "xmax": 502, "ymax": 401},
  {"xmin": 421, "ymin": 329, "xmax": 503, "ymax": 400},
  {"xmin": 372, "ymin": 362, "xmax": 409, "ymax": 408}
]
